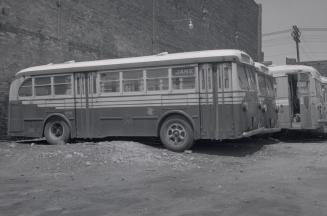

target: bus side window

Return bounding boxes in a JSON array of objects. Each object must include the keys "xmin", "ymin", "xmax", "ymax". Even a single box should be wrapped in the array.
[
  {"xmin": 201, "ymin": 68, "xmax": 206, "ymax": 90},
  {"xmin": 54, "ymin": 75, "xmax": 72, "ymax": 96},
  {"xmin": 172, "ymin": 67, "xmax": 196, "ymax": 90},
  {"xmin": 100, "ymin": 72, "xmax": 120, "ymax": 93},
  {"xmin": 122, "ymin": 70, "xmax": 144, "ymax": 92},
  {"xmin": 34, "ymin": 76, "xmax": 51, "ymax": 96},
  {"xmin": 146, "ymin": 68, "xmax": 169, "ymax": 91},
  {"xmin": 18, "ymin": 78, "xmax": 33, "ymax": 97},
  {"xmin": 223, "ymin": 64, "xmax": 231, "ymax": 89}
]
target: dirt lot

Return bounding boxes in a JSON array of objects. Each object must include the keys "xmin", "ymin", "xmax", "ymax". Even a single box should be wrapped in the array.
[{"xmin": 0, "ymin": 136, "xmax": 327, "ymax": 216}]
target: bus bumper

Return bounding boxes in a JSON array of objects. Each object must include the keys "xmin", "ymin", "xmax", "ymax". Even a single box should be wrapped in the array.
[
  {"xmin": 241, "ymin": 128, "xmax": 265, "ymax": 138},
  {"xmin": 261, "ymin": 128, "xmax": 281, "ymax": 134},
  {"xmin": 241, "ymin": 127, "xmax": 281, "ymax": 138}
]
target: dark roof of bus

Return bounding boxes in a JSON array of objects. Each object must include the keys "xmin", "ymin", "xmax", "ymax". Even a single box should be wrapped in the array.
[{"xmin": 16, "ymin": 49, "xmax": 253, "ymax": 77}]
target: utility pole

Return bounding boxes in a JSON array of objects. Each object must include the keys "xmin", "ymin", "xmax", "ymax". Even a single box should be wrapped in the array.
[{"xmin": 291, "ymin": 25, "xmax": 301, "ymax": 62}]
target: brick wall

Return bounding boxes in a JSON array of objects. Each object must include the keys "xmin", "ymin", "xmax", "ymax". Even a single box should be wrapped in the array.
[{"xmin": 0, "ymin": 0, "xmax": 260, "ymax": 137}]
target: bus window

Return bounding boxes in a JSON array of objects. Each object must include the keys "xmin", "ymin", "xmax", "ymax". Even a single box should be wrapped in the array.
[
  {"xmin": 54, "ymin": 75, "xmax": 72, "ymax": 96},
  {"xmin": 89, "ymin": 73, "xmax": 97, "ymax": 94},
  {"xmin": 172, "ymin": 67, "xmax": 195, "ymax": 90},
  {"xmin": 18, "ymin": 78, "xmax": 32, "ymax": 97},
  {"xmin": 266, "ymin": 77, "xmax": 274, "ymax": 97},
  {"xmin": 246, "ymin": 67, "xmax": 257, "ymax": 90},
  {"xmin": 223, "ymin": 64, "xmax": 231, "ymax": 89},
  {"xmin": 34, "ymin": 77, "xmax": 51, "ymax": 96},
  {"xmin": 237, "ymin": 65, "xmax": 249, "ymax": 90},
  {"xmin": 123, "ymin": 70, "xmax": 144, "ymax": 92},
  {"xmin": 146, "ymin": 68, "xmax": 169, "ymax": 91},
  {"xmin": 100, "ymin": 72, "xmax": 120, "ymax": 93},
  {"xmin": 258, "ymin": 74, "xmax": 267, "ymax": 96},
  {"xmin": 315, "ymin": 80, "xmax": 321, "ymax": 97}
]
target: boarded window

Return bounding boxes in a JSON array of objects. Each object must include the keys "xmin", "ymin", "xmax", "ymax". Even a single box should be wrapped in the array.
[
  {"xmin": 100, "ymin": 72, "xmax": 120, "ymax": 93},
  {"xmin": 35, "ymin": 77, "xmax": 51, "ymax": 96},
  {"xmin": 172, "ymin": 67, "xmax": 195, "ymax": 90},
  {"xmin": 146, "ymin": 68, "xmax": 169, "ymax": 91},
  {"xmin": 18, "ymin": 78, "xmax": 32, "ymax": 97},
  {"xmin": 54, "ymin": 75, "xmax": 72, "ymax": 95}
]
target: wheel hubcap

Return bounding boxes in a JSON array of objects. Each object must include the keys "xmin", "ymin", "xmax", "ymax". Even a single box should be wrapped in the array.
[
  {"xmin": 51, "ymin": 123, "xmax": 63, "ymax": 138},
  {"xmin": 167, "ymin": 123, "xmax": 186, "ymax": 145}
]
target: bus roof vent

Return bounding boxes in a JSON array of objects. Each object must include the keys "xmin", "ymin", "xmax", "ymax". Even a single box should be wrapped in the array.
[
  {"xmin": 157, "ymin": 52, "xmax": 168, "ymax": 56},
  {"xmin": 64, "ymin": 60, "xmax": 75, "ymax": 64}
]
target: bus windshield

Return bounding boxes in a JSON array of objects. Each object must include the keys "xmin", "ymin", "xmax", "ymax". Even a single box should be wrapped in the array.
[{"xmin": 237, "ymin": 64, "xmax": 257, "ymax": 91}]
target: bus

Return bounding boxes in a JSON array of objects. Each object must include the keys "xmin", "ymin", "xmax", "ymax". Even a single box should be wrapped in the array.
[
  {"xmin": 269, "ymin": 65, "xmax": 324, "ymax": 131},
  {"xmin": 8, "ymin": 49, "xmax": 275, "ymax": 151},
  {"xmin": 319, "ymin": 76, "xmax": 327, "ymax": 131},
  {"xmin": 254, "ymin": 62, "xmax": 279, "ymax": 133}
]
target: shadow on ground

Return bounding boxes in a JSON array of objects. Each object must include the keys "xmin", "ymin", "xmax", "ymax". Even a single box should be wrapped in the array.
[
  {"xmin": 273, "ymin": 130, "xmax": 327, "ymax": 143},
  {"xmin": 12, "ymin": 131, "xmax": 327, "ymax": 157}
]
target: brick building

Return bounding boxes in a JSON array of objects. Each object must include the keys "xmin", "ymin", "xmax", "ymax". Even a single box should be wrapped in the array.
[{"xmin": 0, "ymin": 0, "xmax": 261, "ymax": 137}]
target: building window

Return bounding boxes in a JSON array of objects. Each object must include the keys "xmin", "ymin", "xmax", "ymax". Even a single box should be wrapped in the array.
[
  {"xmin": 100, "ymin": 72, "xmax": 120, "ymax": 93},
  {"xmin": 172, "ymin": 67, "xmax": 195, "ymax": 90},
  {"xmin": 18, "ymin": 78, "xmax": 32, "ymax": 97},
  {"xmin": 122, "ymin": 70, "xmax": 144, "ymax": 92},
  {"xmin": 146, "ymin": 68, "xmax": 169, "ymax": 91},
  {"xmin": 34, "ymin": 77, "xmax": 51, "ymax": 96},
  {"xmin": 54, "ymin": 75, "xmax": 72, "ymax": 95}
]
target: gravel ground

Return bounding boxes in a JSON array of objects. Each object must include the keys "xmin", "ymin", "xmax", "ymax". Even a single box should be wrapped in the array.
[{"xmin": 0, "ymin": 137, "xmax": 327, "ymax": 216}]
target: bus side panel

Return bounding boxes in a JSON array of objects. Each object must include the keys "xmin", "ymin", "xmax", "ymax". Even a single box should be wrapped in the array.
[
  {"xmin": 91, "ymin": 104, "xmax": 200, "ymax": 138},
  {"xmin": 7, "ymin": 101, "xmax": 24, "ymax": 136},
  {"xmin": 275, "ymin": 77, "xmax": 291, "ymax": 128},
  {"xmin": 218, "ymin": 104, "xmax": 236, "ymax": 139}
]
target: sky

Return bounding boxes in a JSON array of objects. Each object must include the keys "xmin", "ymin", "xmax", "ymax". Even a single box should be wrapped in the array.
[{"xmin": 255, "ymin": 0, "xmax": 327, "ymax": 65}]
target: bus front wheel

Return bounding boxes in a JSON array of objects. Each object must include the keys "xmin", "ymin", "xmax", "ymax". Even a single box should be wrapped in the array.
[
  {"xmin": 160, "ymin": 116, "xmax": 194, "ymax": 152},
  {"xmin": 44, "ymin": 118, "xmax": 70, "ymax": 145}
]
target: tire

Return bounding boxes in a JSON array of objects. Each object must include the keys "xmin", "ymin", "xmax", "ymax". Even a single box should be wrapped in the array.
[
  {"xmin": 159, "ymin": 116, "xmax": 194, "ymax": 152},
  {"xmin": 44, "ymin": 118, "xmax": 70, "ymax": 145}
]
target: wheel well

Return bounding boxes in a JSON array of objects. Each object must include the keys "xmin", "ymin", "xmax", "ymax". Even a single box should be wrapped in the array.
[
  {"xmin": 42, "ymin": 114, "xmax": 71, "ymax": 137},
  {"xmin": 157, "ymin": 113, "xmax": 194, "ymax": 136}
]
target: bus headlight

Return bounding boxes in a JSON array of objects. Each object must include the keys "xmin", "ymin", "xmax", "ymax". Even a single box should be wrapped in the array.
[
  {"xmin": 262, "ymin": 104, "xmax": 267, "ymax": 113},
  {"xmin": 258, "ymin": 102, "xmax": 262, "ymax": 110},
  {"xmin": 242, "ymin": 102, "xmax": 248, "ymax": 111}
]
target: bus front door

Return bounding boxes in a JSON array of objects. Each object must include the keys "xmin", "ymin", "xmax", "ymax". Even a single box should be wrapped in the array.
[
  {"xmin": 74, "ymin": 72, "xmax": 97, "ymax": 138},
  {"xmin": 199, "ymin": 64, "xmax": 217, "ymax": 139},
  {"xmin": 297, "ymin": 73, "xmax": 311, "ymax": 128}
]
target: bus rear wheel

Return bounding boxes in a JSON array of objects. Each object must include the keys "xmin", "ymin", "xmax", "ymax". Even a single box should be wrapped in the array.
[
  {"xmin": 44, "ymin": 118, "xmax": 70, "ymax": 145},
  {"xmin": 160, "ymin": 116, "xmax": 194, "ymax": 152}
]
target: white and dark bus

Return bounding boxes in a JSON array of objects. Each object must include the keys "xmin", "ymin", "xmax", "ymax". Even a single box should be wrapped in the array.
[{"xmin": 8, "ymin": 49, "xmax": 275, "ymax": 151}]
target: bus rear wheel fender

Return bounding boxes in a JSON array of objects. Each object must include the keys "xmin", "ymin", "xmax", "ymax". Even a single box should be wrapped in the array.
[
  {"xmin": 159, "ymin": 115, "xmax": 194, "ymax": 152},
  {"xmin": 157, "ymin": 111, "xmax": 195, "ymax": 136},
  {"xmin": 43, "ymin": 116, "xmax": 71, "ymax": 145}
]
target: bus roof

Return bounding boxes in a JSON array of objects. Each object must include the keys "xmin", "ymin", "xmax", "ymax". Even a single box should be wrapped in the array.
[
  {"xmin": 254, "ymin": 62, "xmax": 269, "ymax": 74},
  {"xmin": 16, "ymin": 49, "xmax": 253, "ymax": 77},
  {"xmin": 269, "ymin": 65, "xmax": 321, "ymax": 79},
  {"xmin": 321, "ymin": 76, "xmax": 327, "ymax": 84}
]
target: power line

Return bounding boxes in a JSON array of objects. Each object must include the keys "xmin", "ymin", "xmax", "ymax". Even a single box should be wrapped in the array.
[
  {"xmin": 263, "ymin": 29, "xmax": 290, "ymax": 37},
  {"xmin": 263, "ymin": 27, "xmax": 327, "ymax": 37}
]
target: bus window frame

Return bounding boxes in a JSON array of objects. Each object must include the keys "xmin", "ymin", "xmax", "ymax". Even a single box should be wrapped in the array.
[
  {"xmin": 121, "ymin": 69, "xmax": 145, "ymax": 95},
  {"xmin": 145, "ymin": 66, "xmax": 170, "ymax": 94},
  {"xmin": 99, "ymin": 70, "xmax": 123, "ymax": 96},
  {"xmin": 52, "ymin": 74, "xmax": 74, "ymax": 98},
  {"xmin": 33, "ymin": 75, "xmax": 53, "ymax": 99},
  {"xmin": 170, "ymin": 64, "xmax": 198, "ymax": 93},
  {"xmin": 18, "ymin": 77, "xmax": 33, "ymax": 99}
]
